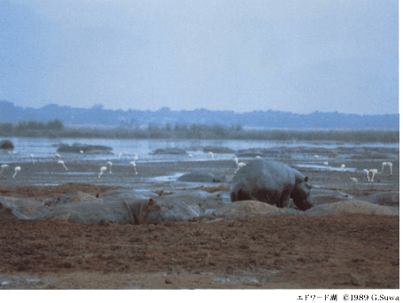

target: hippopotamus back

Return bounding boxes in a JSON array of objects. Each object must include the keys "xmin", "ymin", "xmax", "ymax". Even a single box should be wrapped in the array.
[{"xmin": 230, "ymin": 159, "xmax": 314, "ymax": 211}]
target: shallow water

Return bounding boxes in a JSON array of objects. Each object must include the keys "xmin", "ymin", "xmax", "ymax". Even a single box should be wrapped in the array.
[
  {"xmin": 294, "ymin": 164, "xmax": 357, "ymax": 172},
  {"xmin": 0, "ymin": 137, "xmax": 398, "ymax": 164}
]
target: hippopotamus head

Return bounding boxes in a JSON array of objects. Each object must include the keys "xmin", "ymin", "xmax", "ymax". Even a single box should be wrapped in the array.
[{"xmin": 290, "ymin": 176, "xmax": 315, "ymax": 211}]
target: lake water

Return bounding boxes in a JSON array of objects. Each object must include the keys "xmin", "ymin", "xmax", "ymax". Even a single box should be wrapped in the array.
[{"xmin": 0, "ymin": 137, "xmax": 399, "ymax": 164}]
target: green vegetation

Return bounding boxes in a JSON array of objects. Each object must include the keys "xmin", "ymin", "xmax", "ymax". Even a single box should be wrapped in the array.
[{"xmin": 0, "ymin": 120, "xmax": 399, "ymax": 143}]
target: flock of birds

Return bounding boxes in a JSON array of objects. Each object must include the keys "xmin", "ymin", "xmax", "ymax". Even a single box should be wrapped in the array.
[
  {"xmin": 0, "ymin": 151, "xmax": 395, "ymax": 187},
  {"xmin": 314, "ymin": 154, "xmax": 393, "ymax": 186},
  {"xmin": 0, "ymin": 151, "xmax": 142, "ymax": 180},
  {"xmin": 0, "ymin": 150, "xmax": 216, "ymax": 181}
]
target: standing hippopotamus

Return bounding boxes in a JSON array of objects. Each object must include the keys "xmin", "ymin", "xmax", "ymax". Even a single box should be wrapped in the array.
[{"xmin": 230, "ymin": 159, "xmax": 314, "ymax": 211}]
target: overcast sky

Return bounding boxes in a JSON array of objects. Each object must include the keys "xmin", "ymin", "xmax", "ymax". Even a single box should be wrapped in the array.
[{"xmin": 0, "ymin": 0, "xmax": 398, "ymax": 114}]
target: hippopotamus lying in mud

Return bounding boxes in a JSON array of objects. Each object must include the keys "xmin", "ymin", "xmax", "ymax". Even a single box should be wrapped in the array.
[{"xmin": 230, "ymin": 159, "xmax": 315, "ymax": 211}]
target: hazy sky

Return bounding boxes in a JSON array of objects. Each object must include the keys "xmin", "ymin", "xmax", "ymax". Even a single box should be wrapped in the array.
[{"xmin": 0, "ymin": 0, "xmax": 398, "ymax": 114}]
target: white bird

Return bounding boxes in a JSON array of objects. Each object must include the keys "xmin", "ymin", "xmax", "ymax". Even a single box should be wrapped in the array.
[
  {"xmin": 382, "ymin": 162, "xmax": 393, "ymax": 176},
  {"xmin": 209, "ymin": 151, "xmax": 214, "ymax": 158},
  {"xmin": 369, "ymin": 169, "xmax": 378, "ymax": 183},
  {"xmin": 80, "ymin": 150, "xmax": 84, "ymax": 154},
  {"xmin": 363, "ymin": 169, "xmax": 370, "ymax": 182},
  {"xmin": 106, "ymin": 161, "xmax": 113, "ymax": 173},
  {"xmin": 134, "ymin": 153, "xmax": 139, "ymax": 161},
  {"xmin": 129, "ymin": 161, "xmax": 138, "ymax": 174},
  {"xmin": 349, "ymin": 177, "xmax": 358, "ymax": 185},
  {"xmin": 324, "ymin": 161, "xmax": 328, "ymax": 166},
  {"xmin": 0, "ymin": 164, "xmax": 9, "ymax": 176},
  {"xmin": 233, "ymin": 157, "xmax": 246, "ymax": 172},
  {"xmin": 99, "ymin": 166, "xmax": 108, "ymax": 178},
  {"xmin": 13, "ymin": 166, "xmax": 21, "ymax": 179},
  {"xmin": 30, "ymin": 154, "xmax": 35, "ymax": 164},
  {"xmin": 188, "ymin": 154, "xmax": 193, "ymax": 158},
  {"xmin": 386, "ymin": 162, "xmax": 393, "ymax": 176},
  {"xmin": 314, "ymin": 155, "xmax": 319, "ymax": 159},
  {"xmin": 55, "ymin": 154, "xmax": 61, "ymax": 160},
  {"xmin": 256, "ymin": 155, "xmax": 261, "ymax": 159},
  {"xmin": 118, "ymin": 152, "xmax": 123, "ymax": 160},
  {"xmin": 58, "ymin": 160, "xmax": 68, "ymax": 171},
  {"xmin": 236, "ymin": 162, "xmax": 246, "ymax": 172},
  {"xmin": 341, "ymin": 164, "xmax": 345, "ymax": 169}
]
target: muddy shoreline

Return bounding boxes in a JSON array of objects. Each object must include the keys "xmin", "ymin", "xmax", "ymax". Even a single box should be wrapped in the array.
[{"xmin": 0, "ymin": 146, "xmax": 399, "ymax": 289}]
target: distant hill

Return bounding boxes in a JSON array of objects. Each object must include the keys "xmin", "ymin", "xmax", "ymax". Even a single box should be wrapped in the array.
[{"xmin": 0, "ymin": 100, "xmax": 399, "ymax": 130}]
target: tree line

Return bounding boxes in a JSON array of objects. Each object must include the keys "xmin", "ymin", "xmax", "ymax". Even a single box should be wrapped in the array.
[{"xmin": 0, "ymin": 119, "xmax": 398, "ymax": 143}]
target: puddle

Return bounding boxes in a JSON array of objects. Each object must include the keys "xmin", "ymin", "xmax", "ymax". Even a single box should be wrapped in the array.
[
  {"xmin": 147, "ymin": 172, "xmax": 186, "ymax": 182},
  {"xmin": 294, "ymin": 164, "xmax": 357, "ymax": 172},
  {"xmin": 37, "ymin": 172, "xmax": 96, "ymax": 175}
]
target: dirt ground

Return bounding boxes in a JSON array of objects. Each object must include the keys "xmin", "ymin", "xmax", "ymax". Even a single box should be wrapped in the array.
[{"xmin": 0, "ymin": 149, "xmax": 399, "ymax": 289}]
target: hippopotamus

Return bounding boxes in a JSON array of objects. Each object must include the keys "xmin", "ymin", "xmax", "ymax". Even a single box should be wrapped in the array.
[{"xmin": 230, "ymin": 159, "xmax": 314, "ymax": 211}]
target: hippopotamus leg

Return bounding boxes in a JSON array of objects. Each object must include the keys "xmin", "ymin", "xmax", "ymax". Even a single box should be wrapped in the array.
[
  {"xmin": 230, "ymin": 188, "xmax": 252, "ymax": 202},
  {"xmin": 278, "ymin": 189, "xmax": 292, "ymax": 208}
]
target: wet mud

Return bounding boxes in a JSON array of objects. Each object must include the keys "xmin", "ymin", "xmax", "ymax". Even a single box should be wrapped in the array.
[{"xmin": 0, "ymin": 146, "xmax": 399, "ymax": 289}]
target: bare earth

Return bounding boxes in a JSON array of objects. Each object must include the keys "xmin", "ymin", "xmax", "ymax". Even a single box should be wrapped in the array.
[{"xmin": 0, "ymin": 148, "xmax": 399, "ymax": 289}]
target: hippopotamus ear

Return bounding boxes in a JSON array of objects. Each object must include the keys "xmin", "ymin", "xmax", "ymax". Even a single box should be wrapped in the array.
[{"xmin": 304, "ymin": 176, "xmax": 308, "ymax": 182}]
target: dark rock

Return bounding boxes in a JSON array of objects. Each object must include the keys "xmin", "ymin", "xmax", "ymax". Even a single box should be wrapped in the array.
[
  {"xmin": 309, "ymin": 189, "xmax": 354, "ymax": 205},
  {"xmin": 361, "ymin": 192, "xmax": 399, "ymax": 207},
  {"xmin": 153, "ymin": 148, "xmax": 187, "ymax": 155},
  {"xmin": 214, "ymin": 200, "xmax": 303, "ymax": 217},
  {"xmin": 32, "ymin": 190, "xmax": 232, "ymax": 225},
  {"xmin": 54, "ymin": 191, "xmax": 99, "ymax": 206},
  {"xmin": 305, "ymin": 200, "xmax": 398, "ymax": 216},
  {"xmin": 178, "ymin": 172, "xmax": 227, "ymax": 183},
  {"xmin": 57, "ymin": 143, "xmax": 113, "ymax": 154},
  {"xmin": 0, "ymin": 140, "xmax": 14, "ymax": 149}
]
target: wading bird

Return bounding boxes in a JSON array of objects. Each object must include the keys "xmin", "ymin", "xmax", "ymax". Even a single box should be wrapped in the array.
[
  {"xmin": 55, "ymin": 154, "xmax": 61, "ymax": 160},
  {"xmin": 13, "ymin": 166, "xmax": 21, "ymax": 179},
  {"xmin": 381, "ymin": 162, "xmax": 387, "ymax": 172},
  {"xmin": 107, "ymin": 161, "xmax": 113, "ymax": 173},
  {"xmin": 134, "ymin": 153, "xmax": 139, "ymax": 161},
  {"xmin": 99, "ymin": 166, "xmax": 107, "ymax": 178},
  {"xmin": 58, "ymin": 160, "xmax": 68, "ymax": 171},
  {"xmin": 386, "ymin": 162, "xmax": 393, "ymax": 176},
  {"xmin": 130, "ymin": 161, "xmax": 138, "ymax": 174},
  {"xmin": 209, "ymin": 151, "xmax": 214, "ymax": 158},
  {"xmin": 349, "ymin": 177, "xmax": 358, "ymax": 185},
  {"xmin": 234, "ymin": 157, "xmax": 246, "ymax": 172},
  {"xmin": 369, "ymin": 169, "xmax": 378, "ymax": 183},
  {"xmin": 314, "ymin": 155, "xmax": 319, "ymax": 159},
  {"xmin": 30, "ymin": 154, "xmax": 35, "ymax": 164},
  {"xmin": 363, "ymin": 169, "xmax": 370, "ymax": 182},
  {"xmin": 236, "ymin": 162, "xmax": 246, "ymax": 172},
  {"xmin": 324, "ymin": 162, "xmax": 328, "ymax": 166},
  {"xmin": 381, "ymin": 162, "xmax": 393, "ymax": 176}
]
